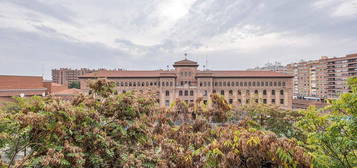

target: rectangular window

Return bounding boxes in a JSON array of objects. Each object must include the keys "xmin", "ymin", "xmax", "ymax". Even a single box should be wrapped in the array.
[
  {"xmin": 229, "ymin": 99, "xmax": 233, "ymax": 104},
  {"xmin": 237, "ymin": 99, "xmax": 242, "ymax": 104},
  {"xmin": 165, "ymin": 100, "xmax": 170, "ymax": 107},
  {"xmin": 184, "ymin": 90, "xmax": 188, "ymax": 96},
  {"xmin": 272, "ymin": 99, "xmax": 276, "ymax": 104},
  {"xmin": 263, "ymin": 99, "xmax": 267, "ymax": 104},
  {"xmin": 280, "ymin": 90, "xmax": 284, "ymax": 95},
  {"xmin": 221, "ymin": 90, "xmax": 225, "ymax": 96},
  {"xmin": 280, "ymin": 99, "xmax": 284, "ymax": 104}
]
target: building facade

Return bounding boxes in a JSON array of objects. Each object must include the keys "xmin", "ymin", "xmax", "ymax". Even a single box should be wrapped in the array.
[
  {"xmin": 52, "ymin": 68, "xmax": 96, "ymax": 85},
  {"xmin": 0, "ymin": 75, "xmax": 47, "ymax": 105},
  {"xmin": 286, "ymin": 53, "xmax": 357, "ymax": 99},
  {"xmin": 79, "ymin": 59, "xmax": 293, "ymax": 109},
  {"xmin": 248, "ymin": 62, "xmax": 288, "ymax": 74}
]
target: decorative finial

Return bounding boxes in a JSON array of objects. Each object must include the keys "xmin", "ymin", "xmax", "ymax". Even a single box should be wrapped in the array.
[{"xmin": 184, "ymin": 53, "xmax": 188, "ymax": 60}]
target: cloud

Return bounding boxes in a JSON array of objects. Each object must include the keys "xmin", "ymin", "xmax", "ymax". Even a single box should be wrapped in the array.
[{"xmin": 0, "ymin": 0, "xmax": 356, "ymax": 79}]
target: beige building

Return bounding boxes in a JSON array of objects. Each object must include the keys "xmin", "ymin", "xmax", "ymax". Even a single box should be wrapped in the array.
[
  {"xmin": 286, "ymin": 53, "xmax": 357, "ymax": 99},
  {"xmin": 79, "ymin": 59, "xmax": 293, "ymax": 109}
]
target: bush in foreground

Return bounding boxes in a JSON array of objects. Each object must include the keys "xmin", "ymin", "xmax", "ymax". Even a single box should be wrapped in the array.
[{"xmin": 1, "ymin": 79, "xmax": 345, "ymax": 168}]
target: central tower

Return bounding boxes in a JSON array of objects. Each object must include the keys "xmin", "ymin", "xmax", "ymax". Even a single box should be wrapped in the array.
[{"xmin": 173, "ymin": 59, "xmax": 199, "ymax": 87}]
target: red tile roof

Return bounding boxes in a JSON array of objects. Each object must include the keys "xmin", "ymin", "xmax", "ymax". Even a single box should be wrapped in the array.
[
  {"xmin": 0, "ymin": 75, "xmax": 46, "ymax": 90},
  {"xmin": 173, "ymin": 59, "xmax": 198, "ymax": 65},
  {"xmin": 209, "ymin": 71, "xmax": 293, "ymax": 78},
  {"xmin": 80, "ymin": 70, "xmax": 292, "ymax": 78},
  {"xmin": 51, "ymin": 88, "xmax": 83, "ymax": 95},
  {"xmin": 80, "ymin": 70, "xmax": 167, "ymax": 78}
]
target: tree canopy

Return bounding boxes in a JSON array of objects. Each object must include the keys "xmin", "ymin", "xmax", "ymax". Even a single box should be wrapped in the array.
[{"xmin": 1, "ymin": 78, "xmax": 356, "ymax": 168}]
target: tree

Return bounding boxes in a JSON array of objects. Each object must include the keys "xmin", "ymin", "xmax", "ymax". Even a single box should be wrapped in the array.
[
  {"xmin": 235, "ymin": 103, "xmax": 305, "ymax": 141},
  {"xmin": 295, "ymin": 77, "xmax": 357, "ymax": 168},
  {"xmin": 0, "ymin": 79, "xmax": 313, "ymax": 167},
  {"xmin": 68, "ymin": 81, "xmax": 80, "ymax": 89}
]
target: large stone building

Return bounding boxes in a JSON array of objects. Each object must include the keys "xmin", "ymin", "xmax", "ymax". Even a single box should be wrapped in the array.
[
  {"xmin": 79, "ymin": 59, "xmax": 293, "ymax": 109},
  {"xmin": 286, "ymin": 53, "xmax": 357, "ymax": 99}
]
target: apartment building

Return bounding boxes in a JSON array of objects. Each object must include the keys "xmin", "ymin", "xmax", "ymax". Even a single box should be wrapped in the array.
[
  {"xmin": 249, "ymin": 62, "xmax": 288, "ymax": 74},
  {"xmin": 286, "ymin": 53, "xmax": 357, "ymax": 99},
  {"xmin": 51, "ymin": 68, "xmax": 96, "ymax": 85}
]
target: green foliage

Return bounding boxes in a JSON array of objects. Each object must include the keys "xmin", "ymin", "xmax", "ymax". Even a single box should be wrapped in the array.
[
  {"xmin": 236, "ymin": 103, "xmax": 305, "ymax": 141},
  {"xmin": 68, "ymin": 81, "xmax": 80, "ymax": 89},
  {"xmin": 296, "ymin": 77, "xmax": 357, "ymax": 168},
  {"xmin": 0, "ymin": 79, "xmax": 314, "ymax": 168}
]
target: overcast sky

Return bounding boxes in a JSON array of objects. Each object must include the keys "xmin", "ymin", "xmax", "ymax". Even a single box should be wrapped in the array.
[{"xmin": 0, "ymin": 0, "xmax": 357, "ymax": 79}]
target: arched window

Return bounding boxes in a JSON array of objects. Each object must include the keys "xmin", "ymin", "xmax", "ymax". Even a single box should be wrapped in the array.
[
  {"xmin": 263, "ymin": 90, "xmax": 267, "ymax": 95},
  {"xmin": 272, "ymin": 90, "xmax": 276, "ymax": 95},
  {"xmin": 190, "ymin": 90, "xmax": 194, "ymax": 96},
  {"xmin": 254, "ymin": 90, "xmax": 258, "ymax": 94},
  {"xmin": 179, "ymin": 90, "xmax": 183, "ymax": 96},
  {"xmin": 229, "ymin": 90, "xmax": 233, "ymax": 95},
  {"xmin": 165, "ymin": 90, "xmax": 170, "ymax": 96},
  {"xmin": 184, "ymin": 90, "xmax": 188, "ymax": 96}
]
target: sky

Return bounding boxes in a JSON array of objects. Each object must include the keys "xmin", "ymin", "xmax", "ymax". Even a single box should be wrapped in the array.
[{"xmin": 0, "ymin": 0, "xmax": 357, "ymax": 79}]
